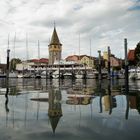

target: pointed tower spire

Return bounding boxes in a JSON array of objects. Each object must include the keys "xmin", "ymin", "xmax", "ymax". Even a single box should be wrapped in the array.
[
  {"xmin": 49, "ymin": 24, "xmax": 61, "ymax": 45},
  {"xmin": 49, "ymin": 116, "xmax": 61, "ymax": 134}
]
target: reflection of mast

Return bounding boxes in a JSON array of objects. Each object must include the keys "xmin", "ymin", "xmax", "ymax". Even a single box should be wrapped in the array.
[
  {"xmin": 48, "ymin": 88, "xmax": 62, "ymax": 133},
  {"xmin": 24, "ymin": 80, "xmax": 29, "ymax": 128},
  {"xmin": 125, "ymin": 94, "xmax": 129, "ymax": 120},
  {"xmin": 108, "ymin": 80, "xmax": 112, "ymax": 115},
  {"xmin": 79, "ymin": 83, "xmax": 83, "ymax": 128},
  {"xmin": 12, "ymin": 93, "xmax": 15, "ymax": 128},
  {"xmin": 5, "ymin": 81, "xmax": 9, "ymax": 127},
  {"xmin": 36, "ymin": 79, "xmax": 41, "ymax": 120},
  {"xmin": 99, "ymin": 80, "xmax": 102, "ymax": 113},
  {"xmin": 90, "ymin": 99, "xmax": 93, "ymax": 119},
  {"xmin": 78, "ymin": 103, "xmax": 82, "ymax": 128},
  {"xmin": 36, "ymin": 92, "xmax": 40, "ymax": 120}
]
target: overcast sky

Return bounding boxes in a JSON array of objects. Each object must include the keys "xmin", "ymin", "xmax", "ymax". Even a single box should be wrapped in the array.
[{"xmin": 0, "ymin": 0, "xmax": 140, "ymax": 63}]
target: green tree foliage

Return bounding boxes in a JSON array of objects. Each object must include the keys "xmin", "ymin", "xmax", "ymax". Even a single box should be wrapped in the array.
[
  {"xmin": 10, "ymin": 58, "xmax": 21, "ymax": 71},
  {"xmin": 135, "ymin": 42, "xmax": 140, "ymax": 66}
]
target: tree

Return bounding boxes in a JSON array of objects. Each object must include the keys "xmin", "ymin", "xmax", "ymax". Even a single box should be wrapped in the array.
[
  {"xmin": 10, "ymin": 58, "xmax": 21, "ymax": 71},
  {"xmin": 134, "ymin": 42, "xmax": 140, "ymax": 66}
]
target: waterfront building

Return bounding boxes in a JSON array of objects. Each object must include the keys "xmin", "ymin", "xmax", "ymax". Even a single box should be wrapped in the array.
[
  {"xmin": 103, "ymin": 51, "xmax": 108, "ymax": 61},
  {"xmin": 80, "ymin": 55, "xmax": 95, "ymax": 68},
  {"xmin": 0, "ymin": 64, "xmax": 6, "ymax": 73},
  {"xmin": 103, "ymin": 52, "xmax": 122, "ymax": 68},
  {"xmin": 110, "ymin": 55, "xmax": 121, "ymax": 67},
  {"xmin": 48, "ymin": 27, "xmax": 62, "ymax": 65},
  {"xmin": 65, "ymin": 55, "xmax": 79, "ymax": 63},
  {"xmin": 65, "ymin": 55, "xmax": 96, "ymax": 68},
  {"xmin": 16, "ymin": 58, "xmax": 48, "ymax": 71},
  {"xmin": 128, "ymin": 49, "xmax": 135, "ymax": 66}
]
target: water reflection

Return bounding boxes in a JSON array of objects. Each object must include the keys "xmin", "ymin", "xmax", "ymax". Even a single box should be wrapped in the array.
[
  {"xmin": 5, "ymin": 78, "xmax": 9, "ymax": 128},
  {"xmin": 103, "ymin": 80, "xmax": 117, "ymax": 114},
  {"xmin": 0, "ymin": 78, "xmax": 140, "ymax": 139},
  {"xmin": 66, "ymin": 82, "xmax": 94, "ymax": 105},
  {"xmin": 5, "ymin": 82, "xmax": 9, "ymax": 113},
  {"xmin": 48, "ymin": 88, "xmax": 62, "ymax": 133}
]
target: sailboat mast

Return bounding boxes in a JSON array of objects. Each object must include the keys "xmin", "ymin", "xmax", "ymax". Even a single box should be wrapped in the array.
[
  {"xmin": 90, "ymin": 39, "xmax": 91, "ymax": 66},
  {"xmin": 38, "ymin": 40, "xmax": 41, "ymax": 72},
  {"xmin": 38, "ymin": 40, "xmax": 40, "ymax": 60},
  {"xmin": 78, "ymin": 34, "xmax": 80, "ymax": 63},
  {"xmin": 6, "ymin": 34, "xmax": 10, "ymax": 76},
  {"xmin": 25, "ymin": 33, "xmax": 29, "ymax": 73},
  {"xmin": 8, "ymin": 34, "xmax": 10, "ymax": 50},
  {"xmin": 13, "ymin": 32, "xmax": 16, "ymax": 59},
  {"xmin": 26, "ymin": 33, "xmax": 29, "ymax": 61}
]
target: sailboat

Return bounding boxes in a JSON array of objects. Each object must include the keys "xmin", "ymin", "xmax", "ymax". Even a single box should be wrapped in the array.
[
  {"xmin": 129, "ymin": 67, "xmax": 140, "ymax": 80},
  {"xmin": 17, "ymin": 33, "xmax": 32, "ymax": 78},
  {"xmin": 75, "ymin": 34, "xmax": 84, "ymax": 79},
  {"xmin": 86, "ymin": 39, "xmax": 97, "ymax": 79},
  {"xmin": 35, "ymin": 40, "xmax": 41, "ymax": 79},
  {"xmin": 9, "ymin": 33, "xmax": 18, "ymax": 78}
]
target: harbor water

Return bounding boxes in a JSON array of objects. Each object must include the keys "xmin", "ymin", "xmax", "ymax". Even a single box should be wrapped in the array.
[{"xmin": 0, "ymin": 78, "xmax": 140, "ymax": 140}]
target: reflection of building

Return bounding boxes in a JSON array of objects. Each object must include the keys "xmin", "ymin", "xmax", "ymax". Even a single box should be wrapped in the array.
[
  {"xmin": 48, "ymin": 27, "xmax": 62, "ymax": 65},
  {"xmin": 103, "ymin": 95, "xmax": 117, "ymax": 111},
  {"xmin": 67, "ymin": 87, "xmax": 94, "ymax": 105},
  {"xmin": 129, "ymin": 96, "xmax": 137, "ymax": 109},
  {"xmin": 48, "ymin": 89, "xmax": 62, "ymax": 133},
  {"xmin": 129, "ymin": 95, "xmax": 140, "ymax": 113},
  {"xmin": 66, "ymin": 96, "xmax": 92, "ymax": 105},
  {"xmin": 67, "ymin": 86, "xmax": 94, "ymax": 95}
]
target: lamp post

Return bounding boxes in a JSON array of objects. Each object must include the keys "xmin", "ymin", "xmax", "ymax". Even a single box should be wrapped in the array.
[
  {"xmin": 98, "ymin": 50, "xmax": 102, "ymax": 80},
  {"xmin": 108, "ymin": 46, "xmax": 111, "ymax": 80},
  {"xmin": 124, "ymin": 38, "xmax": 129, "ymax": 93}
]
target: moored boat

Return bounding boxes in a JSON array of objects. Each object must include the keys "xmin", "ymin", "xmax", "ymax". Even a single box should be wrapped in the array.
[{"xmin": 129, "ymin": 67, "xmax": 140, "ymax": 80}]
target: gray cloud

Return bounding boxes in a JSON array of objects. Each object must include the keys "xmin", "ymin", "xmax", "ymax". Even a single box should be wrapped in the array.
[{"xmin": 0, "ymin": 0, "xmax": 139, "ymax": 62}]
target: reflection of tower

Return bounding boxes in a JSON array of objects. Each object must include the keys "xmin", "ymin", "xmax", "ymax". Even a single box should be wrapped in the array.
[
  {"xmin": 48, "ymin": 89, "xmax": 62, "ymax": 133},
  {"xmin": 48, "ymin": 26, "xmax": 62, "ymax": 65}
]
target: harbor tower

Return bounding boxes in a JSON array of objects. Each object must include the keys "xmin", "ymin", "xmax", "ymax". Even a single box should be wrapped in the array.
[{"xmin": 48, "ymin": 26, "xmax": 62, "ymax": 65}]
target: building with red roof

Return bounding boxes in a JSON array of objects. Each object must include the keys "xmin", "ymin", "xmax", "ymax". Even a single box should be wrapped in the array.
[
  {"xmin": 30, "ymin": 58, "xmax": 49, "ymax": 64},
  {"xmin": 128, "ymin": 49, "xmax": 135, "ymax": 61}
]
